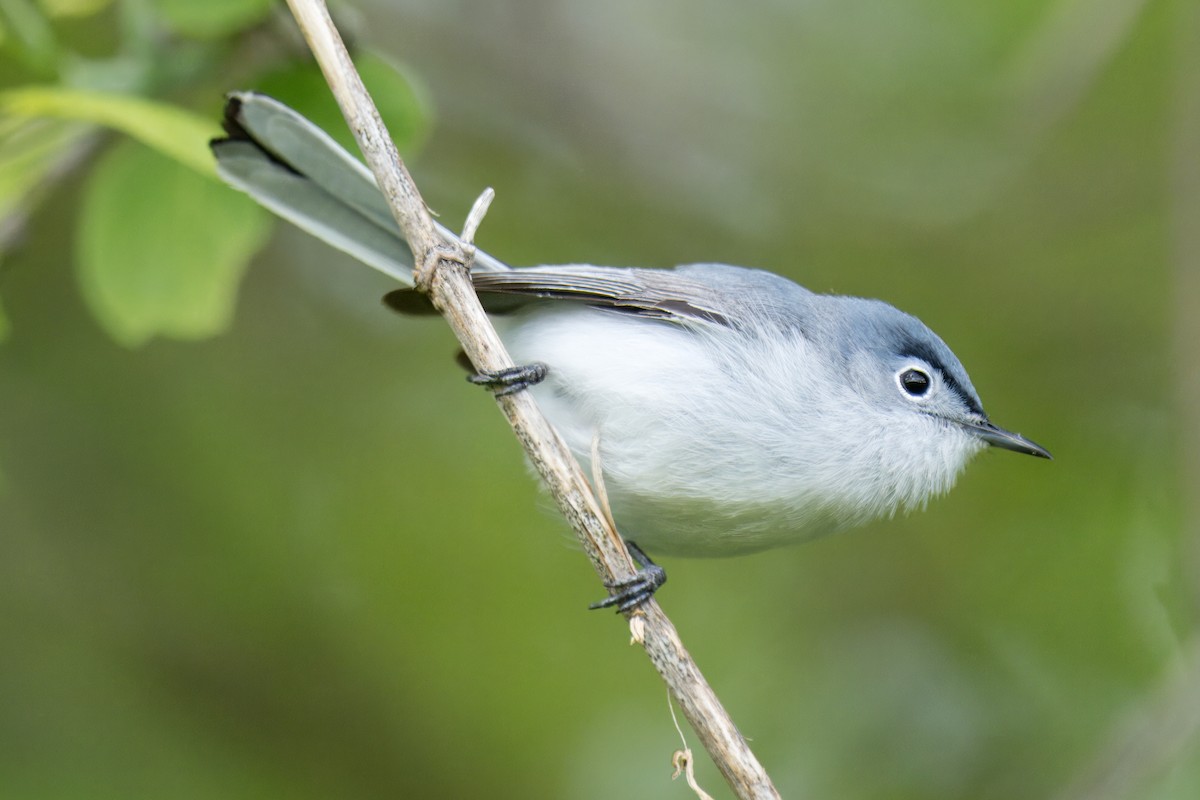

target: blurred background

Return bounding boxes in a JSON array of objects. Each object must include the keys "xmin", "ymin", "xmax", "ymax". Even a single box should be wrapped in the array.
[{"xmin": 1, "ymin": 0, "xmax": 1196, "ymax": 797}]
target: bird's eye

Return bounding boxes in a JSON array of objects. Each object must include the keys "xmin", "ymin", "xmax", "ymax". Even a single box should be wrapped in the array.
[{"xmin": 898, "ymin": 368, "xmax": 931, "ymax": 397}]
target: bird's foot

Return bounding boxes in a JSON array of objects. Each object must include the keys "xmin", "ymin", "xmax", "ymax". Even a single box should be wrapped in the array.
[
  {"xmin": 467, "ymin": 362, "xmax": 548, "ymax": 397},
  {"xmin": 589, "ymin": 541, "xmax": 667, "ymax": 613}
]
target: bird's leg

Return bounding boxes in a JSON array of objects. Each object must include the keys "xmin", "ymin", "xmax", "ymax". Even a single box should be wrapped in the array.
[
  {"xmin": 589, "ymin": 540, "xmax": 667, "ymax": 613},
  {"xmin": 467, "ymin": 362, "xmax": 548, "ymax": 397}
]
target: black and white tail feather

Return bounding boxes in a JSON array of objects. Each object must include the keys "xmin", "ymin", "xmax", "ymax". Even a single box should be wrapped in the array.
[
  {"xmin": 212, "ymin": 93, "xmax": 509, "ymax": 285},
  {"xmin": 212, "ymin": 93, "xmax": 734, "ymax": 327}
]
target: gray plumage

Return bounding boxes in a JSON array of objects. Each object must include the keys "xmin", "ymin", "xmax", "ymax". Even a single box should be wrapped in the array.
[{"xmin": 213, "ymin": 93, "xmax": 1048, "ymax": 558}]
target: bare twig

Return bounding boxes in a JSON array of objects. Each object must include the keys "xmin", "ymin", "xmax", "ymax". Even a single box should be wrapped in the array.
[
  {"xmin": 282, "ymin": 1, "xmax": 780, "ymax": 796},
  {"xmin": 670, "ymin": 688, "xmax": 717, "ymax": 800}
]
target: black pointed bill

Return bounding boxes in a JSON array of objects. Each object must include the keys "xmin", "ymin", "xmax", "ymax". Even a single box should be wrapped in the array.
[{"xmin": 963, "ymin": 420, "xmax": 1052, "ymax": 459}]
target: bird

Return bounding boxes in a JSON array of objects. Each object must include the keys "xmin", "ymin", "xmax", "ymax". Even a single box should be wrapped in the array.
[{"xmin": 212, "ymin": 93, "xmax": 1050, "ymax": 610}]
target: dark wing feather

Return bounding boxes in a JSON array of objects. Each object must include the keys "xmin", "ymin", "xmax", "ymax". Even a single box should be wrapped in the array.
[
  {"xmin": 384, "ymin": 265, "xmax": 732, "ymax": 325},
  {"xmin": 469, "ymin": 266, "xmax": 732, "ymax": 326}
]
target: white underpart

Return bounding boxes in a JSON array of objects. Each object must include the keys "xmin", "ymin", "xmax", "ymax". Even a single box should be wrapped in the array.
[{"xmin": 499, "ymin": 306, "xmax": 985, "ymax": 556}]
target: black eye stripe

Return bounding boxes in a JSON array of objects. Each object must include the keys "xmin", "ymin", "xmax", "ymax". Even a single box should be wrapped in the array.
[{"xmin": 897, "ymin": 341, "xmax": 985, "ymax": 416}]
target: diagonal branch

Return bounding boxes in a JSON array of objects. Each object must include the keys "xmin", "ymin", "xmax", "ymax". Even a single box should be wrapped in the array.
[{"xmin": 282, "ymin": 1, "xmax": 780, "ymax": 796}]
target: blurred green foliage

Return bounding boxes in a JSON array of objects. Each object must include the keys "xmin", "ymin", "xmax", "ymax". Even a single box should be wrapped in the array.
[
  {"xmin": 78, "ymin": 140, "xmax": 267, "ymax": 344},
  {"xmin": 0, "ymin": 0, "xmax": 427, "ymax": 345},
  {"xmin": 0, "ymin": 1, "xmax": 1196, "ymax": 799}
]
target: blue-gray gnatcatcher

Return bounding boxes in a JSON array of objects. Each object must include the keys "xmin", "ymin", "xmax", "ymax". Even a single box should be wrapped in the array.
[{"xmin": 212, "ymin": 93, "xmax": 1050, "ymax": 609}]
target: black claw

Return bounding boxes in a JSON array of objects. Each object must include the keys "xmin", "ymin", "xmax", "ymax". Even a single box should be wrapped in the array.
[
  {"xmin": 467, "ymin": 362, "xmax": 548, "ymax": 396},
  {"xmin": 589, "ymin": 541, "xmax": 667, "ymax": 613}
]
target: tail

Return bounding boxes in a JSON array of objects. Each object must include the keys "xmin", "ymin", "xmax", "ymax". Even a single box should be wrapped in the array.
[{"xmin": 210, "ymin": 92, "xmax": 508, "ymax": 285}]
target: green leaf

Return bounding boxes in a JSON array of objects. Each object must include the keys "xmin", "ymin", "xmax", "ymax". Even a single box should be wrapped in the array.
[
  {"xmin": 0, "ymin": 291, "xmax": 9, "ymax": 342},
  {"xmin": 150, "ymin": 0, "xmax": 273, "ymax": 39},
  {"xmin": 0, "ymin": 116, "xmax": 90, "ymax": 222},
  {"xmin": 78, "ymin": 141, "xmax": 270, "ymax": 346},
  {"xmin": 253, "ymin": 49, "xmax": 432, "ymax": 157},
  {"xmin": 0, "ymin": 86, "xmax": 220, "ymax": 176}
]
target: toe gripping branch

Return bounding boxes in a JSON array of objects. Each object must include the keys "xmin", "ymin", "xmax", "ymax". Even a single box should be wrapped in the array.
[
  {"xmin": 467, "ymin": 363, "xmax": 549, "ymax": 397},
  {"xmin": 465, "ymin": 362, "xmax": 663, "ymax": 612},
  {"xmin": 589, "ymin": 541, "xmax": 667, "ymax": 613}
]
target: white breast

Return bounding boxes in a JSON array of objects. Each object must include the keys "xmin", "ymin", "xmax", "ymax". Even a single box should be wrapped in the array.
[{"xmin": 497, "ymin": 306, "xmax": 982, "ymax": 556}]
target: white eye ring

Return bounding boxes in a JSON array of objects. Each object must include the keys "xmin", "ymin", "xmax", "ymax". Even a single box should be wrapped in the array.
[{"xmin": 896, "ymin": 367, "xmax": 933, "ymax": 398}]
